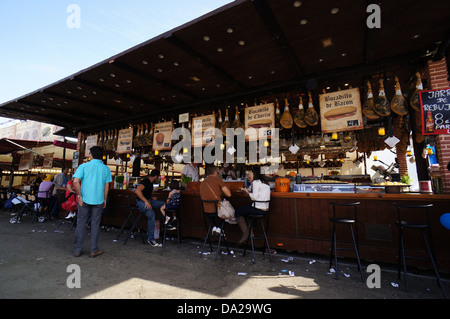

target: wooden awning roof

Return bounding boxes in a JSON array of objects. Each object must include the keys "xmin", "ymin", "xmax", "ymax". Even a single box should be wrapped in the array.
[
  {"xmin": 0, "ymin": 0, "xmax": 449, "ymax": 132},
  {"xmin": 0, "ymin": 139, "xmax": 53, "ymax": 155}
]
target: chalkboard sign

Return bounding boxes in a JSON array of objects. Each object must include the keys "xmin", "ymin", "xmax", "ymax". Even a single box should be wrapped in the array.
[{"xmin": 419, "ymin": 88, "xmax": 450, "ymax": 135}]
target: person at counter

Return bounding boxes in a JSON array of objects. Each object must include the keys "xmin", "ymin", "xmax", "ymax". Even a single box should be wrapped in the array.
[
  {"xmin": 234, "ymin": 168, "xmax": 270, "ymax": 244},
  {"xmin": 51, "ymin": 167, "xmax": 69, "ymax": 219},
  {"xmin": 135, "ymin": 169, "xmax": 165, "ymax": 247},
  {"xmin": 37, "ymin": 176, "xmax": 54, "ymax": 199},
  {"xmin": 32, "ymin": 173, "xmax": 43, "ymax": 195},
  {"xmin": 181, "ymin": 162, "xmax": 200, "ymax": 182},
  {"xmin": 218, "ymin": 163, "xmax": 236, "ymax": 180},
  {"xmin": 200, "ymin": 164, "xmax": 232, "ymax": 235}
]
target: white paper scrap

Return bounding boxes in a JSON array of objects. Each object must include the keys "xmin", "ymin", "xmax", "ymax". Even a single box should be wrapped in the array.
[
  {"xmin": 384, "ymin": 136, "xmax": 400, "ymax": 148},
  {"xmin": 289, "ymin": 144, "xmax": 300, "ymax": 154}
]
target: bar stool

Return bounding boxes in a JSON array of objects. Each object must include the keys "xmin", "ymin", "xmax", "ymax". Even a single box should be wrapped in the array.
[
  {"xmin": 115, "ymin": 194, "xmax": 134, "ymax": 241},
  {"xmin": 117, "ymin": 194, "xmax": 145, "ymax": 245},
  {"xmin": 162, "ymin": 207, "xmax": 181, "ymax": 248},
  {"xmin": 243, "ymin": 200, "xmax": 273, "ymax": 264},
  {"xmin": 329, "ymin": 201, "xmax": 364, "ymax": 281},
  {"xmin": 393, "ymin": 203, "xmax": 447, "ymax": 298},
  {"xmin": 200, "ymin": 200, "xmax": 230, "ymax": 260}
]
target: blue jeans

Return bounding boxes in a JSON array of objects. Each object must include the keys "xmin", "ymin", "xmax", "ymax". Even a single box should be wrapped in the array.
[
  {"xmin": 74, "ymin": 203, "xmax": 103, "ymax": 253},
  {"xmin": 136, "ymin": 199, "xmax": 165, "ymax": 241}
]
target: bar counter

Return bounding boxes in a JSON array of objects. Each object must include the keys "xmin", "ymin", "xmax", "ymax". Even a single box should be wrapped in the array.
[{"xmin": 103, "ymin": 187, "xmax": 450, "ymax": 272}]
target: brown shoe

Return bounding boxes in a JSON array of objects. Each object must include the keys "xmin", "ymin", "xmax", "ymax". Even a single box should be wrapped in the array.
[
  {"xmin": 89, "ymin": 250, "xmax": 103, "ymax": 258},
  {"xmin": 73, "ymin": 251, "xmax": 82, "ymax": 257}
]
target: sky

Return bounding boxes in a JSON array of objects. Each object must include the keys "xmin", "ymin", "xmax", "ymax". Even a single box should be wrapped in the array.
[{"xmin": 0, "ymin": 0, "xmax": 232, "ymax": 126}]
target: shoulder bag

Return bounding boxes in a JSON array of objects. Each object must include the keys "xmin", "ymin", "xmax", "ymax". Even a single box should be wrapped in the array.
[{"xmin": 205, "ymin": 180, "xmax": 235, "ymax": 219}]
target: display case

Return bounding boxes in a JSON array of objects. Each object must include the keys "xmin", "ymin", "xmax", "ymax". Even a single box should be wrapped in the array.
[
  {"xmin": 355, "ymin": 185, "xmax": 385, "ymax": 194},
  {"xmin": 293, "ymin": 183, "xmax": 355, "ymax": 193}
]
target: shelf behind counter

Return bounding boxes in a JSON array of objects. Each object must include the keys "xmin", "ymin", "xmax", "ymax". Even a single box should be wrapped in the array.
[{"xmin": 103, "ymin": 182, "xmax": 450, "ymax": 271}]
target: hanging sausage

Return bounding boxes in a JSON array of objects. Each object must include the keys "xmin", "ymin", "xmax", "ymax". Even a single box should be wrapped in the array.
[
  {"xmin": 231, "ymin": 105, "xmax": 242, "ymax": 129},
  {"xmin": 294, "ymin": 95, "xmax": 307, "ymax": 128},
  {"xmin": 112, "ymin": 129, "xmax": 118, "ymax": 151},
  {"xmin": 362, "ymin": 81, "xmax": 379, "ymax": 120},
  {"xmin": 275, "ymin": 98, "xmax": 283, "ymax": 131},
  {"xmin": 104, "ymin": 130, "xmax": 111, "ymax": 150},
  {"xmin": 390, "ymin": 76, "xmax": 408, "ymax": 116},
  {"xmin": 133, "ymin": 125, "xmax": 141, "ymax": 148},
  {"xmin": 216, "ymin": 109, "xmax": 223, "ymax": 131},
  {"xmin": 374, "ymin": 78, "xmax": 391, "ymax": 117},
  {"xmin": 409, "ymin": 72, "xmax": 423, "ymax": 112},
  {"xmin": 304, "ymin": 92, "xmax": 319, "ymax": 126},
  {"xmin": 280, "ymin": 98, "xmax": 293, "ymax": 129},
  {"xmin": 221, "ymin": 108, "xmax": 230, "ymax": 136}
]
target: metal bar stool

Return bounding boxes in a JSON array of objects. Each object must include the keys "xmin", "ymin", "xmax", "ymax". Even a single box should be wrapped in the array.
[
  {"xmin": 115, "ymin": 194, "xmax": 136, "ymax": 242},
  {"xmin": 243, "ymin": 200, "xmax": 273, "ymax": 264},
  {"xmin": 162, "ymin": 207, "xmax": 181, "ymax": 248},
  {"xmin": 393, "ymin": 203, "xmax": 447, "ymax": 299},
  {"xmin": 121, "ymin": 195, "xmax": 145, "ymax": 245},
  {"xmin": 329, "ymin": 201, "xmax": 364, "ymax": 281},
  {"xmin": 200, "ymin": 200, "xmax": 230, "ymax": 260}
]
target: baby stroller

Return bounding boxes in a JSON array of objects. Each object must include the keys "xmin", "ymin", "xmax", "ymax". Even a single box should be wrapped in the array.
[{"xmin": 9, "ymin": 195, "xmax": 45, "ymax": 223}]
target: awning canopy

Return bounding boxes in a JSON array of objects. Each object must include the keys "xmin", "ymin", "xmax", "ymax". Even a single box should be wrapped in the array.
[
  {"xmin": 0, "ymin": 139, "xmax": 53, "ymax": 155},
  {"xmin": 0, "ymin": 0, "xmax": 449, "ymax": 132}
]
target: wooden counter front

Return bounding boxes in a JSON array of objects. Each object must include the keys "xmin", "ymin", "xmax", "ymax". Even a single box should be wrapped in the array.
[
  {"xmin": 180, "ymin": 191, "xmax": 450, "ymax": 271},
  {"xmin": 102, "ymin": 188, "xmax": 450, "ymax": 271}
]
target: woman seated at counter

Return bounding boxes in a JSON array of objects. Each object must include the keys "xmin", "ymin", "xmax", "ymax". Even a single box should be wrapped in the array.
[
  {"xmin": 233, "ymin": 167, "xmax": 271, "ymax": 244},
  {"xmin": 200, "ymin": 164, "xmax": 232, "ymax": 235}
]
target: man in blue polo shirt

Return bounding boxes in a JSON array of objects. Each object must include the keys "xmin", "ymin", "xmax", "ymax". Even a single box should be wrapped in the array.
[{"xmin": 73, "ymin": 146, "xmax": 112, "ymax": 258}]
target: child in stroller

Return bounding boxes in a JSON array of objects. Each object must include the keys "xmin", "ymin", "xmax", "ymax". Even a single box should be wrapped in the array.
[{"xmin": 61, "ymin": 179, "xmax": 78, "ymax": 219}]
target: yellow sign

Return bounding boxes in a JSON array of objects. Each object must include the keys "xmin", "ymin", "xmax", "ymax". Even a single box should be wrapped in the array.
[
  {"xmin": 192, "ymin": 114, "xmax": 216, "ymax": 147},
  {"xmin": 244, "ymin": 103, "xmax": 275, "ymax": 141},
  {"xmin": 152, "ymin": 121, "xmax": 173, "ymax": 151},
  {"xmin": 319, "ymin": 88, "xmax": 363, "ymax": 133},
  {"xmin": 116, "ymin": 128, "xmax": 133, "ymax": 154}
]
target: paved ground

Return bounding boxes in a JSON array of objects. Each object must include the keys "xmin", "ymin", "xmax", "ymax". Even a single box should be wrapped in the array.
[{"xmin": 0, "ymin": 207, "xmax": 448, "ymax": 304}]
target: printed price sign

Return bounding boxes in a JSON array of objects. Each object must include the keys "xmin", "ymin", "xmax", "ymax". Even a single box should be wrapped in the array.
[
  {"xmin": 420, "ymin": 88, "xmax": 450, "ymax": 135},
  {"xmin": 319, "ymin": 87, "xmax": 363, "ymax": 133}
]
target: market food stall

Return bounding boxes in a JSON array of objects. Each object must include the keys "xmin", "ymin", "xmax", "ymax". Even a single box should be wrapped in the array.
[{"xmin": 1, "ymin": 0, "xmax": 450, "ymax": 270}]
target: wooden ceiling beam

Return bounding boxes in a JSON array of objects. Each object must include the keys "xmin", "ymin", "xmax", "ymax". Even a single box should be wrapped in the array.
[
  {"xmin": 43, "ymin": 90, "xmax": 129, "ymax": 115},
  {"xmin": 110, "ymin": 60, "xmax": 199, "ymax": 101},
  {"xmin": 251, "ymin": 0, "xmax": 304, "ymax": 77},
  {"xmin": 16, "ymin": 99, "xmax": 89, "ymax": 121},
  {"xmin": 2, "ymin": 103, "xmax": 80, "ymax": 127},
  {"xmin": 165, "ymin": 35, "xmax": 245, "ymax": 89},
  {"xmin": 71, "ymin": 77, "xmax": 162, "ymax": 110}
]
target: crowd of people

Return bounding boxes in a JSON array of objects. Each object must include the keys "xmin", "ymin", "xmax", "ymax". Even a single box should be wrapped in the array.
[{"xmin": 28, "ymin": 146, "xmax": 270, "ymax": 258}]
